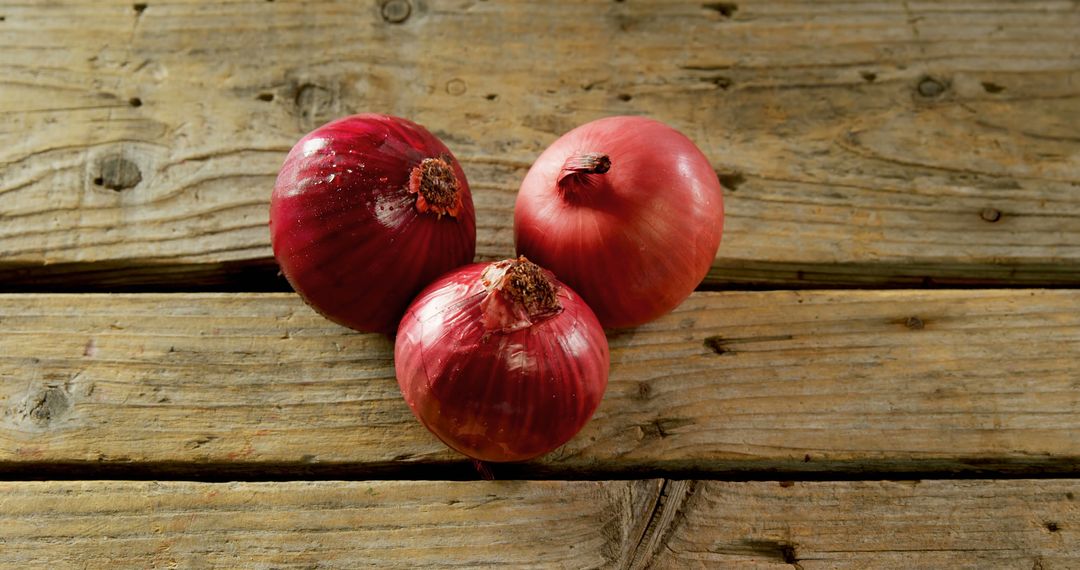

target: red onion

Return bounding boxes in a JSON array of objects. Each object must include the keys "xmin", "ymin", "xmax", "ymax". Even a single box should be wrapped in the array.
[
  {"xmin": 395, "ymin": 257, "xmax": 609, "ymax": 462},
  {"xmin": 270, "ymin": 114, "xmax": 476, "ymax": 334},
  {"xmin": 514, "ymin": 116, "xmax": 724, "ymax": 328}
]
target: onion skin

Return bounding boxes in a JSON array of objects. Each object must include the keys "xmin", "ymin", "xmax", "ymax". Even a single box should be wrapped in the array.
[
  {"xmin": 395, "ymin": 258, "xmax": 609, "ymax": 463},
  {"xmin": 514, "ymin": 116, "xmax": 723, "ymax": 329},
  {"xmin": 270, "ymin": 114, "xmax": 476, "ymax": 334}
]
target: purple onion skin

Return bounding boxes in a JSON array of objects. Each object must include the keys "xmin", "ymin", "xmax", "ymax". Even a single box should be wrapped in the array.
[
  {"xmin": 395, "ymin": 260, "xmax": 610, "ymax": 463},
  {"xmin": 515, "ymin": 115, "xmax": 723, "ymax": 329},
  {"xmin": 271, "ymin": 114, "xmax": 476, "ymax": 334}
]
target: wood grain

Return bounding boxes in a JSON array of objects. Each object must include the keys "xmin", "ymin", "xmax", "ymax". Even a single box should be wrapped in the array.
[
  {"xmin": 645, "ymin": 479, "xmax": 1080, "ymax": 570},
  {"xmin": 0, "ymin": 479, "xmax": 662, "ymax": 569},
  {"xmin": 1, "ymin": 289, "xmax": 1077, "ymax": 476},
  {"xmin": 0, "ymin": 1, "xmax": 1078, "ymax": 288},
  {"xmin": 1, "ymin": 479, "xmax": 1076, "ymax": 569}
]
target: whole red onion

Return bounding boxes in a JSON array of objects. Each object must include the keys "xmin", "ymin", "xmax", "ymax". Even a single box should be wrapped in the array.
[
  {"xmin": 395, "ymin": 257, "xmax": 609, "ymax": 462},
  {"xmin": 514, "ymin": 116, "xmax": 724, "ymax": 328},
  {"xmin": 270, "ymin": 114, "xmax": 476, "ymax": 334}
]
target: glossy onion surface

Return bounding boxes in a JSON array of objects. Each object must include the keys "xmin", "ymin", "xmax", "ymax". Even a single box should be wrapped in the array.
[
  {"xmin": 270, "ymin": 114, "xmax": 476, "ymax": 334},
  {"xmin": 514, "ymin": 116, "xmax": 723, "ymax": 328},
  {"xmin": 395, "ymin": 258, "xmax": 609, "ymax": 462}
]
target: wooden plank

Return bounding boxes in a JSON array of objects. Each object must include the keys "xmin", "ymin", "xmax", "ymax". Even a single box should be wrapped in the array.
[
  {"xmin": 0, "ymin": 1, "xmax": 1077, "ymax": 288},
  {"xmin": 0, "ymin": 479, "xmax": 1076, "ymax": 569},
  {"xmin": 0, "ymin": 479, "xmax": 661, "ymax": 569},
  {"xmin": 643, "ymin": 479, "xmax": 1080, "ymax": 569},
  {"xmin": 1, "ymin": 290, "xmax": 1077, "ymax": 476}
]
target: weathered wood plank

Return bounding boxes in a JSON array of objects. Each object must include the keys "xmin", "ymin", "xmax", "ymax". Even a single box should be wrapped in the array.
[
  {"xmin": 0, "ymin": 479, "xmax": 661, "ymax": 569},
  {"xmin": 0, "ymin": 1, "xmax": 1077, "ymax": 288},
  {"xmin": 645, "ymin": 479, "xmax": 1080, "ymax": 570},
  {"xmin": 1, "ymin": 290, "xmax": 1077, "ymax": 475},
  {"xmin": 0, "ymin": 479, "xmax": 1076, "ymax": 569}
]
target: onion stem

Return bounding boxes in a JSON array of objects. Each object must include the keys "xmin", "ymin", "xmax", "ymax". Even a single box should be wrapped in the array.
[
  {"xmin": 409, "ymin": 156, "xmax": 462, "ymax": 218},
  {"xmin": 556, "ymin": 152, "xmax": 610, "ymax": 196}
]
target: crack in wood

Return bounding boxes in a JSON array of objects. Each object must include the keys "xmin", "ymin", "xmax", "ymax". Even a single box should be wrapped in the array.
[
  {"xmin": 623, "ymin": 479, "xmax": 697, "ymax": 570},
  {"xmin": 735, "ymin": 540, "xmax": 803, "ymax": 568}
]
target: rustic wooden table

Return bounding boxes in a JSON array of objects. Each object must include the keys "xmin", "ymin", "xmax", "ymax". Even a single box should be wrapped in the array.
[{"xmin": 1, "ymin": 1, "xmax": 1078, "ymax": 568}]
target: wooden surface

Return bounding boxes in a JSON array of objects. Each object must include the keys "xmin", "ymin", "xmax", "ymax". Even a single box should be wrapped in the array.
[
  {"xmin": 3, "ymin": 0, "xmax": 1080, "ymax": 566},
  {"xmin": 1, "ymin": 1, "xmax": 1079, "ymax": 289},
  {"xmin": 1, "ymin": 479, "xmax": 1076, "ymax": 569},
  {"xmin": 2, "ymin": 289, "xmax": 1077, "ymax": 476}
]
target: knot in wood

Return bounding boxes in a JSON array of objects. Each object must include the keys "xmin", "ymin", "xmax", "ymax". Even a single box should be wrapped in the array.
[
  {"xmin": 381, "ymin": 0, "xmax": 411, "ymax": 24},
  {"xmin": 19, "ymin": 386, "xmax": 71, "ymax": 427},
  {"xmin": 94, "ymin": 156, "xmax": 142, "ymax": 191},
  {"xmin": 294, "ymin": 83, "xmax": 335, "ymax": 130},
  {"xmin": 917, "ymin": 77, "xmax": 947, "ymax": 98}
]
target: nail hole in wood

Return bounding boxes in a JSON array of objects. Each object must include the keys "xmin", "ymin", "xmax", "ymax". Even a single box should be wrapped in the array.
[
  {"xmin": 617, "ymin": 93, "xmax": 633, "ymax": 102},
  {"xmin": 703, "ymin": 2, "xmax": 738, "ymax": 17},
  {"xmin": 859, "ymin": 71, "xmax": 877, "ymax": 82},
  {"xmin": 1045, "ymin": 522, "xmax": 1060, "ymax": 532},
  {"xmin": 980, "ymin": 208, "xmax": 1002, "ymax": 223},
  {"xmin": 128, "ymin": 97, "xmax": 142, "ymax": 107},
  {"xmin": 716, "ymin": 170, "xmax": 745, "ymax": 191},
  {"xmin": 257, "ymin": 93, "xmax": 275, "ymax": 102},
  {"xmin": 981, "ymin": 81, "xmax": 1005, "ymax": 94},
  {"xmin": 703, "ymin": 336, "xmax": 728, "ymax": 355},
  {"xmin": 133, "ymin": 3, "xmax": 147, "ymax": 14},
  {"xmin": 711, "ymin": 76, "xmax": 733, "ymax": 90},
  {"xmin": 917, "ymin": 76, "xmax": 947, "ymax": 97}
]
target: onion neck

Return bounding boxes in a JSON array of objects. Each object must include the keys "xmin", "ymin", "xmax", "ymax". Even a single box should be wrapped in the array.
[
  {"xmin": 480, "ymin": 257, "xmax": 563, "ymax": 333},
  {"xmin": 409, "ymin": 156, "xmax": 463, "ymax": 218},
  {"xmin": 556, "ymin": 152, "xmax": 610, "ymax": 200}
]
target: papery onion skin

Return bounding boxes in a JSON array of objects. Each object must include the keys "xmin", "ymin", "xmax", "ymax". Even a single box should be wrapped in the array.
[
  {"xmin": 395, "ymin": 258, "xmax": 610, "ymax": 463},
  {"xmin": 514, "ymin": 116, "xmax": 723, "ymax": 329},
  {"xmin": 270, "ymin": 114, "xmax": 476, "ymax": 334}
]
